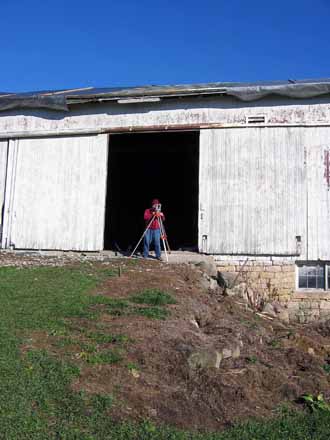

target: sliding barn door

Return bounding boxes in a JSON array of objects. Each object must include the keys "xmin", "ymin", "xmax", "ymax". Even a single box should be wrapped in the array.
[
  {"xmin": 0, "ymin": 140, "xmax": 8, "ymax": 247},
  {"xmin": 199, "ymin": 128, "xmax": 306, "ymax": 255},
  {"xmin": 2, "ymin": 134, "xmax": 108, "ymax": 250}
]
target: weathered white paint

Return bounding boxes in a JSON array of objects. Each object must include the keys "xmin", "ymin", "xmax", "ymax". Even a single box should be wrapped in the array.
[
  {"xmin": 199, "ymin": 128, "xmax": 307, "ymax": 256},
  {"xmin": 0, "ymin": 139, "xmax": 8, "ymax": 228},
  {"xmin": 0, "ymin": 95, "xmax": 330, "ymax": 137},
  {"xmin": 1, "ymin": 95, "xmax": 330, "ymax": 258},
  {"xmin": 304, "ymin": 128, "xmax": 330, "ymax": 260},
  {"xmin": 2, "ymin": 134, "xmax": 108, "ymax": 250}
]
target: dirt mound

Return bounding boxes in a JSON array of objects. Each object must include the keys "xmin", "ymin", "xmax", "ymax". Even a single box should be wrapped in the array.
[
  {"xmin": 19, "ymin": 258, "xmax": 330, "ymax": 432},
  {"xmin": 61, "ymin": 260, "xmax": 330, "ymax": 431}
]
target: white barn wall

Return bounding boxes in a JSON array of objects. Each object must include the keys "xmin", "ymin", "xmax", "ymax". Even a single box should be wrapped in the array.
[
  {"xmin": 199, "ymin": 127, "xmax": 330, "ymax": 260},
  {"xmin": 304, "ymin": 128, "xmax": 330, "ymax": 260},
  {"xmin": 2, "ymin": 134, "xmax": 108, "ymax": 250},
  {"xmin": 0, "ymin": 140, "xmax": 8, "ymax": 228},
  {"xmin": 0, "ymin": 95, "xmax": 330, "ymax": 258},
  {"xmin": 0, "ymin": 96, "xmax": 330, "ymax": 136}
]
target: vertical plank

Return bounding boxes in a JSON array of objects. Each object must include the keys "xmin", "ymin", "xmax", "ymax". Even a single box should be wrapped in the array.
[
  {"xmin": 199, "ymin": 128, "xmax": 306, "ymax": 255},
  {"xmin": 9, "ymin": 134, "xmax": 108, "ymax": 250},
  {"xmin": 0, "ymin": 140, "xmax": 8, "ymax": 245},
  {"xmin": 305, "ymin": 127, "xmax": 330, "ymax": 260}
]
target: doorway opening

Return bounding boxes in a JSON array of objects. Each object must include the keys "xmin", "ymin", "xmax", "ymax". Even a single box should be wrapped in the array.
[{"xmin": 104, "ymin": 131, "xmax": 199, "ymax": 252}]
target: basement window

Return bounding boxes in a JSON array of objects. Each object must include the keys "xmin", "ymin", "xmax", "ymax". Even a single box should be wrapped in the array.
[{"xmin": 297, "ymin": 262, "xmax": 330, "ymax": 290}]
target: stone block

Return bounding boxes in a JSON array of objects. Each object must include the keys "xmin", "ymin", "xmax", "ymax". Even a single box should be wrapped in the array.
[
  {"xmin": 188, "ymin": 350, "xmax": 223, "ymax": 370},
  {"xmin": 281, "ymin": 265, "xmax": 295, "ymax": 271},
  {"xmin": 220, "ymin": 266, "xmax": 237, "ymax": 272},
  {"xmin": 267, "ymin": 265, "xmax": 283, "ymax": 272},
  {"xmin": 298, "ymin": 301, "xmax": 313, "ymax": 310},
  {"xmin": 320, "ymin": 301, "xmax": 330, "ymax": 310},
  {"xmin": 320, "ymin": 310, "xmax": 330, "ymax": 319}
]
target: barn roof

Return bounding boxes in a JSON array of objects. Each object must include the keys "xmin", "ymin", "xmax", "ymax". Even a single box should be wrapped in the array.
[{"xmin": 1, "ymin": 78, "xmax": 330, "ymax": 112}]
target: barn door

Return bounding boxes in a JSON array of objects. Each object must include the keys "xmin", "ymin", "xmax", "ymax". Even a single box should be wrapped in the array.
[
  {"xmin": 305, "ymin": 128, "xmax": 330, "ymax": 260},
  {"xmin": 2, "ymin": 134, "xmax": 108, "ymax": 251},
  {"xmin": 199, "ymin": 128, "xmax": 306, "ymax": 255},
  {"xmin": 0, "ymin": 140, "xmax": 8, "ymax": 247}
]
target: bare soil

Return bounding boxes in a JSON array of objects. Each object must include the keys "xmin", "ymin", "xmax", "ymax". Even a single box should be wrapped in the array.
[{"xmin": 10, "ymin": 254, "xmax": 330, "ymax": 432}]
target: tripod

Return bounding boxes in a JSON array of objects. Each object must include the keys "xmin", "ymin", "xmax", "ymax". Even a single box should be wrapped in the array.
[{"xmin": 130, "ymin": 212, "xmax": 171, "ymax": 262}]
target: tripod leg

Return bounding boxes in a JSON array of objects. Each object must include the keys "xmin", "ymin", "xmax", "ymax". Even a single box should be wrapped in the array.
[
  {"xmin": 130, "ymin": 215, "xmax": 155, "ymax": 257},
  {"xmin": 159, "ymin": 218, "xmax": 171, "ymax": 253},
  {"xmin": 157, "ymin": 217, "xmax": 168, "ymax": 262}
]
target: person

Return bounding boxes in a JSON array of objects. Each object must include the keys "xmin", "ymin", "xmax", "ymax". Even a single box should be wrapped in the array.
[{"xmin": 143, "ymin": 199, "xmax": 165, "ymax": 260}]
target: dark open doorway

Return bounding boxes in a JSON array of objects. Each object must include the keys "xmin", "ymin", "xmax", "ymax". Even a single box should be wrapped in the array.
[{"xmin": 104, "ymin": 131, "xmax": 199, "ymax": 252}]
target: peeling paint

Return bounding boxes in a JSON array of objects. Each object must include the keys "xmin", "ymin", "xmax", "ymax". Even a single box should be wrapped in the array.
[{"xmin": 324, "ymin": 149, "xmax": 330, "ymax": 189}]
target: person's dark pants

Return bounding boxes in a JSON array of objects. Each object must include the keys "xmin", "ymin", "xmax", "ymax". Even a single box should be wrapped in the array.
[{"xmin": 143, "ymin": 229, "xmax": 161, "ymax": 258}]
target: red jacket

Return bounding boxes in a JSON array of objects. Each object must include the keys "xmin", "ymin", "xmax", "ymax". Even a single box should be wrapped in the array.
[{"xmin": 144, "ymin": 209, "xmax": 165, "ymax": 230}]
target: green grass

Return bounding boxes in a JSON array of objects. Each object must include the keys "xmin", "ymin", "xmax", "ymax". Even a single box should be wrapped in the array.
[
  {"xmin": 1, "ymin": 265, "xmax": 330, "ymax": 438},
  {"xmin": 129, "ymin": 288, "xmax": 177, "ymax": 306},
  {"xmin": 83, "ymin": 349, "xmax": 123, "ymax": 365},
  {"xmin": 134, "ymin": 306, "xmax": 170, "ymax": 320},
  {"xmin": 86, "ymin": 331, "xmax": 131, "ymax": 345},
  {"xmin": 94, "ymin": 290, "xmax": 173, "ymax": 320}
]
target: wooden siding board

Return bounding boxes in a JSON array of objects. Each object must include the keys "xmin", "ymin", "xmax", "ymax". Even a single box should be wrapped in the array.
[
  {"xmin": 1, "ymin": 96, "xmax": 330, "ymax": 138},
  {"xmin": 305, "ymin": 128, "xmax": 330, "ymax": 260},
  {"xmin": 8, "ymin": 134, "xmax": 108, "ymax": 251},
  {"xmin": 0, "ymin": 140, "xmax": 8, "ymax": 228},
  {"xmin": 199, "ymin": 128, "xmax": 306, "ymax": 255}
]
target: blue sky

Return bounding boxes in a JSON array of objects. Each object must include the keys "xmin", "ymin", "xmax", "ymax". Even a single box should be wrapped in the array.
[{"xmin": 1, "ymin": 0, "xmax": 330, "ymax": 92}]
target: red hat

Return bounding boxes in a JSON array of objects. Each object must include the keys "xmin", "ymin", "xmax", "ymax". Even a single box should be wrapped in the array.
[{"xmin": 152, "ymin": 199, "xmax": 160, "ymax": 205}]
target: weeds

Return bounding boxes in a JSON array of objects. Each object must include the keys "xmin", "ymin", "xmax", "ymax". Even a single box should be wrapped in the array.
[
  {"xmin": 301, "ymin": 394, "xmax": 330, "ymax": 413},
  {"xmin": 247, "ymin": 355, "xmax": 258, "ymax": 364},
  {"xmin": 323, "ymin": 364, "xmax": 330, "ymax": 374}
]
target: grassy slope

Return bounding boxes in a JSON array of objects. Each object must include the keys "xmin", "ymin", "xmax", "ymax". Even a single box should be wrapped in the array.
[{"xmin": 0, "ymin": 264, "xmax": 330, "ymax": 439}]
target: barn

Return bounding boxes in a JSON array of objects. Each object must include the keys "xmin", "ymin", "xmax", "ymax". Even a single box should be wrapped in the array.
[{"xmin": 2, "ymin": 78, "xmax": 330, "ymax": 321}]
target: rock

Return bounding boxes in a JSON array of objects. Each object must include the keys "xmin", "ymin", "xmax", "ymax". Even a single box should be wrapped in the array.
[
  {"xmin": 218, "ymin": 272, "xmax": 238, "ymax": 289},
  {"xmin": 232, "ymin": 345, "xmax": 241, "ymax": 358},
  {"xmin": 199, "ymin": 274, "xmax": 219, "ymax": 291},
  {"xmin": 222, "ymin": 345, "xmax": 241, "ymax": 359},
  {"xmin": 308, "ymin": 347, "xmax": 315, "ymax": 356},
  {"xmin": 190, "ymin": 319, "xmax": 200, "ymax": 328},
  {"xmin": 176, "ymin": 343, "xmax": 193, "ymax": 355},
  {"xmin": 197, "ymin": 259, "xmax": 218, "ymax": 278},
  {"xmin": 277, "ymin": 309, "xmax": 290, "ymax": 323},
  {"xmin": 130, "ymin": 368, "xmax": 140, "ymax": 378},
  {"xmin": 226, "ymin": 282, "xmax": 247, "ymax": 298},
  {"xmin": 222, "ymin": 348, "xmax": 232, "ymax": 359},
  {"xmin": 188, "ymin": 350, "xmax": 223, "ymax": 370},
  {"xmin": 209, "ymin": 278, "xmax": 219, "ymax": 290},
  {"xmin": 262, "ymin": 302, "xmax": 277, "ymax": 318}
]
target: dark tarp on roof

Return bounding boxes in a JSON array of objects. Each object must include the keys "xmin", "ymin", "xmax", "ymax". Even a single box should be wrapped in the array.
[{"xmin": 1, "ymin": 78, "xmax": 330, "ymax": 112}]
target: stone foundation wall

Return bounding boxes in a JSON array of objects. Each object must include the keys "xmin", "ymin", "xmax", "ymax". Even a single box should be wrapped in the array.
[
  {"xmin": 215, "ymin": 257, "xmax": 296, "ymax": 302},
  {"xmin": 286, "ymin": 294, "xmax": 330, "ymax": 324},
  {"xmin": 214, "ymin": 256, "xmax": 330, "ymax": 323}
]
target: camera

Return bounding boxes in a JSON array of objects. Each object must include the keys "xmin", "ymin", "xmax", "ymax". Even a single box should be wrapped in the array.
[{"xmin": 152, "ymin": 203, "xmax": 162, "ymax": 212}]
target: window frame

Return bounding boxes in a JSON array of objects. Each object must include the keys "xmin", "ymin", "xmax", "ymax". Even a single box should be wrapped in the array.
[{"xmin": 296, "ymin": 261, "xmax": 330, "ymax": 291}]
